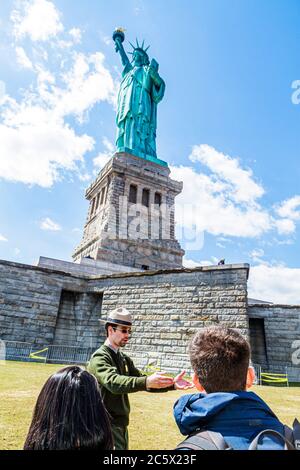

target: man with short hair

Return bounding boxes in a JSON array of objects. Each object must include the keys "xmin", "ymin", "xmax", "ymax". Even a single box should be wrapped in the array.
[
  {"xmin": 87, "ymin": 307, "xmax": 192, "ymax": 450},
  {"xmin": 174, "ymin": 326, "xmax": 291, "ymax": 450}
]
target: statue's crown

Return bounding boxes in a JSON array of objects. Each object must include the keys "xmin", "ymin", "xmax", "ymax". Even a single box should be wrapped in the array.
[{"xmin": 128, "ymin": 38, "xmax": 150, "ymax": 56}]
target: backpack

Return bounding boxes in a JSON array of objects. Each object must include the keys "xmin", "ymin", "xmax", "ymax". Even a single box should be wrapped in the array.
[{"xmin": 176, "ymin": 418, "xmax": 300, "ymax": 451}]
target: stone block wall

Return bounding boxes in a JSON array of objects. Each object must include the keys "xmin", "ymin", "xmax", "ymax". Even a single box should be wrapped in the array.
[
  {"xmin": 53, "ymin": 291, "xmax": 103, "ymax": 348},
  {"xmin": 0, "ymin": 259, "xmax": 249, "ymax": 371},
  {"xmin": 1, "ymin": 258, "xmax": 300, "ymax": 378},
  {"xmin": 0, "ymin": 260, "xmax": 90, "ymax": 346},
  {"xmin": 88, "ymin": 264, "xmax": 250, "ymax": 371},
  {"xmin": 249, "ymin": 304, "xmax": 300, "ymax": 382}
]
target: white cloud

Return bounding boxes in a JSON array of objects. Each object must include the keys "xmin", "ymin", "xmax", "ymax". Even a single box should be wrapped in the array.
[
  {"xmin": 78, "ymin": 172, "xmax": 91, "ymax": 182},
  {"xmin": 276, "ymin": 196, "xmax": 300, "ymax": 220},
  {"xmin": 0, "ymin": 234, "xmax": 8, "ymax": 242},
  {"xmin": 101, "ymin": 35, "xmax": 112, "ymax": 46},
  {"xmin": 93, "ymin": 153, "xmax": 111, "ymax": 171},
  {"xmin": 14, "ymin": 248, "xmax": 21, "ymax": 256},
  {"xmin": 182, "ymin": 257, "xmax": 200, "ymax": 268},
  {"xmin": 11, "ymin": 0, "xmax": 63, "ymax": 42},
  {"xmin": 183, "ymin": 257, "xmax": 216, "ymax": 268},
  {"xmin": 217, "ymin": 237, "xmax": 233, "ymax": 245},
  {"xmin": 40, "ymin": 217, "xmax": 61, "ymax": 231},
  {"xmin": 15, "ymin": 46, "xmax": 33, "ymax": 69},
  {"xmin": 190, "ymin": 144, "xmax": 264, "ymax": 203},
  {"xmin": 274, "ymin": 238, "xmax": 295, "ymax": 246},
  {"xmin": 216, "ymin": 242, "xmax": 225, "ymax": 248},
  {"xmin": 93, "ymin": 136, "xmax": 115, "ymax": 170},
  {"xmin": 274, "ymin": 218, "xmax": 295, "ymax": 235},
  {"xmin": 248, "ymin": 264, "xmax": 300, "ymax": 304},
  {"xmin": 171, "ymin": 163, "xmax": 271, "ymax": 238},
  {"xmin": 0, "ymin": 7, "xmax": 117, "ymax": 188},
  {"xmin": 134, "ymin": 6, "xmax": 143, "ymax": 16},
  {"xmin": 69, "ymin": 28, "xmax": 82, "ymax": 44},
  {"xmin": 249, "ymin": 248, "xmax": 265, "ymax": 263},
  {"xmin": 200, "ymin": 260, "xmax": 214, "ymax": 266},
  {"xmin": 56, "ymin": 52, "xmax": 116, "ymax": 121},
  {"xmin": 0, "ymin": 118, "xmax": 94, "ymax": 187},
  {"xmin": 171, "ymin": 144, "xmax": 298, "ymax": 240},
  {"xmin": 102, "ymin": 136, "xmax": 114, "ymax": 153},
  {"xmin": 250, "ymin": 248, "xmax": 264, "ymax": 258},
  {"xmin": 0, "ymin": 81, "xmax": 6, "ymax": 103}
]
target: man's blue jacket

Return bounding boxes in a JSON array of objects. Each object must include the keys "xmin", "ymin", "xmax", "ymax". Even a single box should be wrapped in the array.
[{"xmin": 174, "ymin": 391, "xmax": 285, "ymax": 450}]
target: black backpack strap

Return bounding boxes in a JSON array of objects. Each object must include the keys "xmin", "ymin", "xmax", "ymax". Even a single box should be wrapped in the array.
[
  {"xmin": 292, "ymin": 418, "xmax": 300, "ymax": 450},
  {"xmin": 176, "ymin": 430, "xmax": 231, "ymax": 451},
  {"xmin": 284, "ymin": 420, "xmax": 300, "ymax": 450},
  {"xmin": 248, "ymin": 429, "xmax": 295, "ymax": 450},
  {"xmin": 284, "ymin": 425, "xmax": 294, "ymax": 445}
]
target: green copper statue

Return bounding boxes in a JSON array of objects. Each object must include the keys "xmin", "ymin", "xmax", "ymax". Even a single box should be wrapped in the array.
[{"xmin": 113, "ymin": 28, "xmax": 165, "ymax": 163}]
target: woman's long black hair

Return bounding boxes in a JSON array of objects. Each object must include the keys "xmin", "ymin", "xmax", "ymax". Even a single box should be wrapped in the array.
[{"xmin": 24, "ymin": 365, "xmax": 113, "ymax": 450}]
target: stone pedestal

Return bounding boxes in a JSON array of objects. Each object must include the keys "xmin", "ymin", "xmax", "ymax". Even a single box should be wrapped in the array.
[{"xmin": 72, "ymin": 152, "xmax": 184, "ymax": 270}]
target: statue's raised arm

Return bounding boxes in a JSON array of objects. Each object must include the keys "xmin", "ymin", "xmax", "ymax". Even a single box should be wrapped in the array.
[
  {"xmin": 112, "ymin": 28, "xmax": 130, "ymax": 69},
  {"xmin": 112, "ymin": 29, "xmax": 165, "ymax": 161}
]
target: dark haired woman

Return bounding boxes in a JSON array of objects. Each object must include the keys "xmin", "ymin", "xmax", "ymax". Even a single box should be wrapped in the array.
[{"xmin": 24, "ymin": 365, "xmax": 113, "ymax": 450}]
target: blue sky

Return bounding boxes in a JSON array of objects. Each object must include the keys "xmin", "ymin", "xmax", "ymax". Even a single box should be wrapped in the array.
[{"xmin": 1, "ymin": 0, "xmax": 300, "ymax": 303}]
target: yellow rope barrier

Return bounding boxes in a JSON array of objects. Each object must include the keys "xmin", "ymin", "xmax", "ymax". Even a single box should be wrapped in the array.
[
  {"xmin": 261, "ymin": 372, "xmax": 288, "ymax": 385},
  {"xmin": 29, "ymin": 347, "xmax": 48, "ymax": 360}
]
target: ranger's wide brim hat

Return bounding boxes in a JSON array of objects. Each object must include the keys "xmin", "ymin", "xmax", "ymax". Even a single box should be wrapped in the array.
[{"xmin": 99, "ymin": 307, "xmax": 132, "ymax": 327}]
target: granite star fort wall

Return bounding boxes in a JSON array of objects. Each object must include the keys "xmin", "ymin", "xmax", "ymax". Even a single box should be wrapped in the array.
[
  {"xmin": 248, "ymin": 303, "xmax": 300, "ymax": 370},
  {"xmin": 0, "ymin": 259, "xmax": 248, "ymax": 371},
  {"xmin": 1, "ymin": 258, "xmax": 299, "ymax": 379}
]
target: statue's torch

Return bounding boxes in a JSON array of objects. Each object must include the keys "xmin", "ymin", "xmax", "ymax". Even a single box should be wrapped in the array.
[{"xmin": 112, "ymin": 28, "xmax": 125, "ymax": 52}]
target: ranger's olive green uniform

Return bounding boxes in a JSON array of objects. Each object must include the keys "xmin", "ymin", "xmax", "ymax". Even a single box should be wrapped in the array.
[{"xmin": 87, "ymin": 345, "xmax": 148, "ymax": 450}]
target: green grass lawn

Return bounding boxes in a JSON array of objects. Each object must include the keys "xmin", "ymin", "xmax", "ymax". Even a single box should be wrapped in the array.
[{"xmin": 1, "ymin": 361, "xmax": 299, "ymax": 450}]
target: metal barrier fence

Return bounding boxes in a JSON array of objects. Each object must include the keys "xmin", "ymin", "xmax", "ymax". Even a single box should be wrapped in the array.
[
  {"xmin": 2, "ymin": 341, "xmax": 193, "ymax": 373},
  {"xmin": 129, "ymin": 350, "xmax": 193, "ymax": 376},
  {"xmin": 252, "ymin": 363, "xmax": 262, "ymax": 385},
  {"xmin": 260, "ymin": 365, "xmax": 290, "ymax": 386},
  {"xmin": 5, "ymin": 341, "xmax": 33, "ymax": 362},
  {"xmin": 1, "ymin": 341, "xmax": 299, "ymax": 383},
  {"xmin": 46, "ymin": 344, "xmax": 94, "ymax": 365},
  {"xmin": 3, "ymin": 341, "xmax": 94, "ymax": 365},
  {"xmin": 252, "ymin": 364, "xmax": 300, "ymax": 386},
  {"xmin": 260, "ymin": 371, "xmax": 289, "ymax": 387}
]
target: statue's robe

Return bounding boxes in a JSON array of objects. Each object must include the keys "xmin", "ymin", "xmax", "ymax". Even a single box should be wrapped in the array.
[{"xmin": 116, "ymin": 63, "xmax": 165, "ymax": 158}]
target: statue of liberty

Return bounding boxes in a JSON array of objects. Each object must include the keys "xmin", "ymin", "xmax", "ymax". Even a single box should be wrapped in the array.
[{"xmin": 112, "ymin": 29, "xmax": 165, "ymax": 161}]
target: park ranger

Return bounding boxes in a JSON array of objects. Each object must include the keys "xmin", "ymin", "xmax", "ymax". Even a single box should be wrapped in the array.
[{"xmin": 87, "ymin": 307, "xmax": 192, "ymax": 450}]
